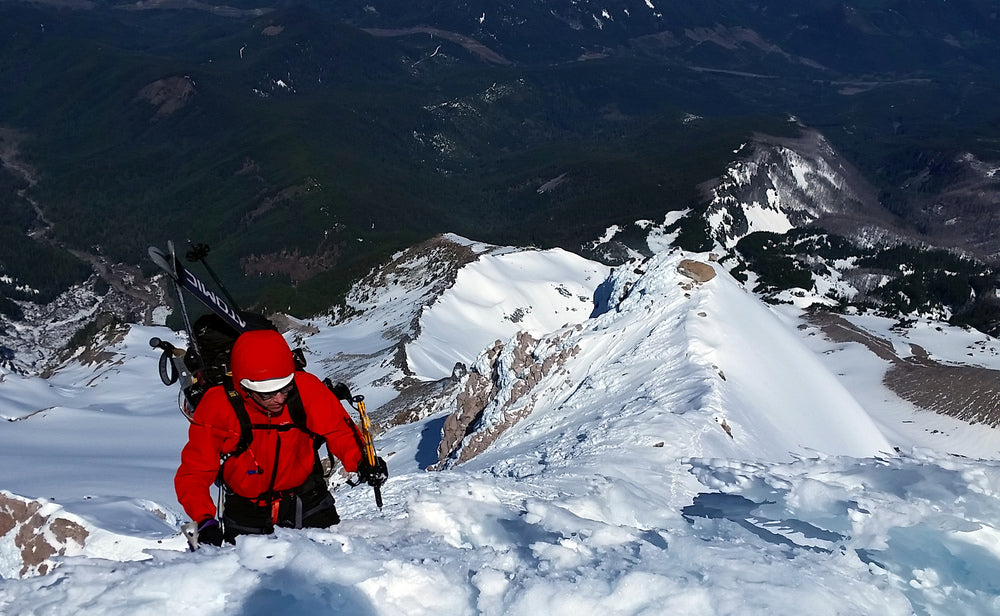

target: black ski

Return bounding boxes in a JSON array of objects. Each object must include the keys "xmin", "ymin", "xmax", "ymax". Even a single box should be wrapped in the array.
[
  {"xmin": 149, "ymin": 242, "xmax": 248, "ymax": 333},
  {"xmin": 149, "ymin": 240, "xmax": 250, "ymax": 417}
]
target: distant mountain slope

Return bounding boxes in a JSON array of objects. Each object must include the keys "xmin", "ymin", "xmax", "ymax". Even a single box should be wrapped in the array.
[
  {"xmin": 315, "ymin": 0, "xmax": 1000, "ymax": 70},
  {"xmin": 1, "ymin": 0, "xmax": 998, "ymax": 334}
]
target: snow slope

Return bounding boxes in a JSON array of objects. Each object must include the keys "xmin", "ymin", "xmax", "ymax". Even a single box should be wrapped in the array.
[
  {"xmin": 405, "ymin": 246, "xmax": 610, "ymax": 380},
  {"xmin": 2, "ymin": 237, "xmax": 1000, "ymax": 615}
]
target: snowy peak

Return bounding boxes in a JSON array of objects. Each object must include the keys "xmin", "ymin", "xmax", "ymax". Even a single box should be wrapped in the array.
[
  {"xmin": 404, "ymin": 246, "xmax": 610, "ymax": 381},
  {"xmin": 704, "ymin": 129, "xmax": 886, "ymax": 249}
]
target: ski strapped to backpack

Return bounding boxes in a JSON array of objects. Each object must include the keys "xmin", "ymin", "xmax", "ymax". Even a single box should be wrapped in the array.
[
  {"xmin": 149, "ymin": 241, "xmax": 307, "ymax": 415},
  {"xmin": 149, "ymin": 241, "xmax": 247, "ymax": 333},
  {"xmin": 149, "ymin": 241, "xmax": 250, "ymax": 416}
]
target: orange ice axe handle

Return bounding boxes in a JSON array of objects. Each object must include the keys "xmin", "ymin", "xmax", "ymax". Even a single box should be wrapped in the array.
[{"xmin": 355, "ymin": 396, "xmax": 383, "ymax": 509}]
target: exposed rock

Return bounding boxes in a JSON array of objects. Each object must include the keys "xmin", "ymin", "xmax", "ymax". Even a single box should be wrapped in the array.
[
  {"xmin": 717, "ymin": 418, "xmax": 734, "ymax": 438},
  {"xmin": 434, "ymin": 329, "xmax": 580, "ymax": 468},
  {"xmin": 0, "ymin": 492, "xmax": 89, "ymax": 578},
  {"xmin": 387, "ymin": 376, "xmax": 462, "ymax": 428},
  {"xmin": 436, "ymin": 343, "xmax": 503, "ymax": 461},
  {"xmin": 888, "ymin": 364, "xmax": 1000, "ymax": 427},
  {"xmin": 135, "ymin": 76, "xmax": 195, "ymax": 117},
  {"xmin": 678, "ymin": 259, "xmax": 716, "ymax": 283},
  {"xmin": 269, "ymin": 313, "xmax": 320, "ymax": 336},
  {"xmin": 241, "ymin": 246, "xmax": 343, "ymax": 284}
]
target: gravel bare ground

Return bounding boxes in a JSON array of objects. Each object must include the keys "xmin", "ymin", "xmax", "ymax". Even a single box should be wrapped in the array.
[{"xmin": 806, "ymin": 311, "xmax": 1000, "ymax": 428}]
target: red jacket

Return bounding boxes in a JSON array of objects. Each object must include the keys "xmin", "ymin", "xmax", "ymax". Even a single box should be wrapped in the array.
[{"xmin": 174, "ymin": 330, "xmax": 364, "ymax": 523}]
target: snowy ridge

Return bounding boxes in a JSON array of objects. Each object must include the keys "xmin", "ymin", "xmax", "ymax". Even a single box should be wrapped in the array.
[
  {"xmin": 406, "ymin": 246, "xmax": 610, "ymax": 380},
  {"xmin": 2, "ymin": 235, "xmax": 1000, "ymax": 614},
  {"xmin": 0, "ymin": 491, "xmax": 182, "ymax": 579},
  {"xmin": 436, "ymin": 249, "xmax": 891, "ymax": 474},
  {"xmin": 704, "ymin": 130, "xmax": 880, "ymax": 249},
  {"xmin": 681, "ymin": 261, "xmax": 892, "ymax": 459},
  {"xmin": 293, "ymin": 233, "xmax": 491, "ymax": 412}
]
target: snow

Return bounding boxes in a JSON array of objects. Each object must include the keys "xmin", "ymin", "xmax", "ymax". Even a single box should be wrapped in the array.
[
  {"xmin": 2, "ymin": 235, "xmax": 1000, "ymax": 615},
  {"xmin": 644, "ymin": 209, "xmax": 689, "ymax": 253},
  {"xmin": 743, "ymin": 197, "xmax": 794, "ymax": 236},
  {"xmin": 405, "ymin": 248, "xmax": 610, "ymax": 380},
  {"xmin": 684, "ymin": 265, "xmax": 892, "ymax": 459}
]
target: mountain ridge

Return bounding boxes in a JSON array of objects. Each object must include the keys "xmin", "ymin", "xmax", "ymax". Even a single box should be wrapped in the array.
[
  {"xmin": 2, "ymin": 0, "xmax": 999, "ymax": 356},
  {"xmin": 2, "ymin": 228, "xmax": 999, "ymax": 614}
]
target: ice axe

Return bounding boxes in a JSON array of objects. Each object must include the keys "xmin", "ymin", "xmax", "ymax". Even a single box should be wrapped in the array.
[{"xmin": 327, "ymin": 379, "xmax": 384, "ymax": 508}]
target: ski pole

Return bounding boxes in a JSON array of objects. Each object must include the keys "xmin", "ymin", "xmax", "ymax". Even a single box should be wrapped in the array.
[{"xmin": 185, "ymin": 241, "xmax": 243, "ymax": 315}]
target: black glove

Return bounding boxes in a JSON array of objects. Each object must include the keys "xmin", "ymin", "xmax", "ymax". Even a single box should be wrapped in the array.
[
  {"xmin": 196, "ymin": 518, "xmax": 224, "ymax": 547},
  {"xmin": 332, "ymin": 382, "xmax": 353, "ymax": 402},
  {"xmin": 357, "ymin": 456, "xmax": 388, "ymax": 488}
]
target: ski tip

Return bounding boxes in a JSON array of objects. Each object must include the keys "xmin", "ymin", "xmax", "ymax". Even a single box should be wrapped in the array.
[{"xmin": 149, "ymin": 245, "xmax": 180, "ymax": 280}]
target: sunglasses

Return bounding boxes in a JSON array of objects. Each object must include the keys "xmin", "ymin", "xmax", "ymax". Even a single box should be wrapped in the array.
[{"xmin": 252, "ymin": 382, "xmax": 294, "ymax": 401}]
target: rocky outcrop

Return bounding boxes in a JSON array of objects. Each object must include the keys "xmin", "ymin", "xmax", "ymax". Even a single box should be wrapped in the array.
[
  {"xmin": 0, "ymin": 492, "xmax": 89, "ymax": 578},
  {"xmin": 434, "ymin": 328, "xmax": 580, "ymax": 468},
  {"xmin": 135, "ymin": 76, "xmax": 195, "ymax": 117},
  {"xmin": 678, "ymin": 259, "xmax": 716, "ymax": 283}
]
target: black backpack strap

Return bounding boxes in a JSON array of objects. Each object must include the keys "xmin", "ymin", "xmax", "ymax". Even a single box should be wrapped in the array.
[
  {"xmin": 284, "ymin": 383, "xmax": 311, "ymax": 433},
  {"xmin": 286, "ymin": 382, "xmax": 342, "ymax": 477},
  {"xmin": 287, "ymin": 382, "xmax": 329, "ymax": 444},
  {"xmin": 218, "ymin": 378, "xmax": 332, "ymax": 488},
  {"xmin": 223, "ymin": 379, "xmax": 254, "ymax": 460}
]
